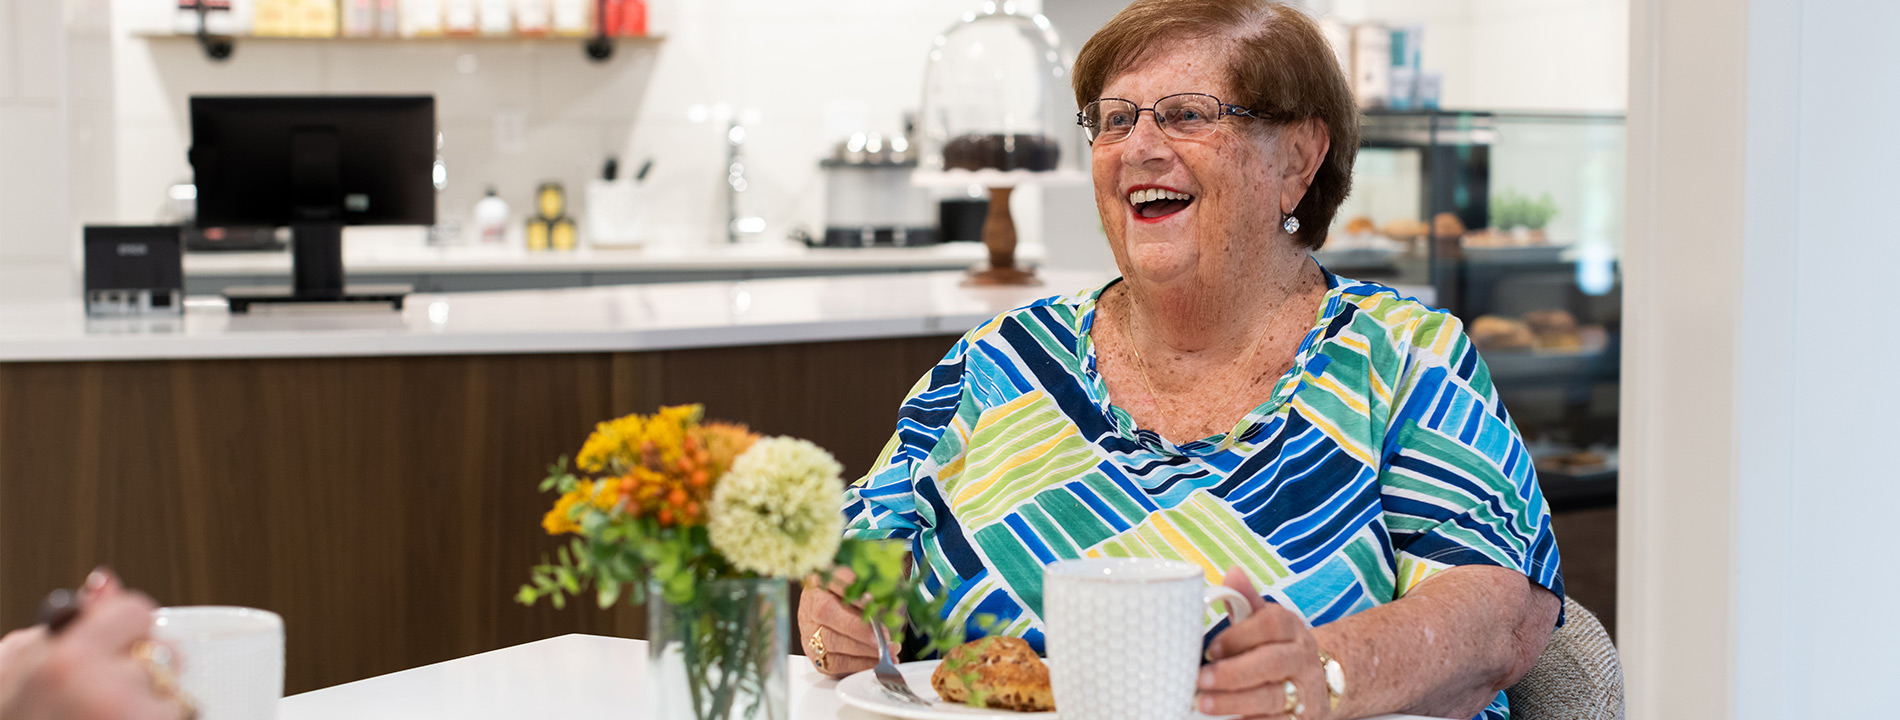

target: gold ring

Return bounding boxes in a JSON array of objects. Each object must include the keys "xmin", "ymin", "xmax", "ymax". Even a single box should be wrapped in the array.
[
  {"xmin": 1281, "ymin": 679, "xmax": 1301, "ymax": 716},
  {"xmin": 809, "ymin": 627, "xmax": 828, "ymax": 672},
  {"xmin": 132, "ymin": 641, "xmax": 198, "ymax": 720}
]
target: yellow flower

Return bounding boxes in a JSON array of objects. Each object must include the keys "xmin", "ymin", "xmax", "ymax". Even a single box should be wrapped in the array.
[
  {"xmin": 576, "ymin": 418, "xmax": 629, "ymax": 473},
  {"xmin": 707, "ymin": 437, "xmax": 845, "ymax": 578},
  {"xmin": 543, "ymin": 481, "xmax": 589, "ymax": 535},
  {"xmin": 578, "ymin": 404, "xmax": 706, "ymax": 475},
  {"xmin": 541, "ymin": 479, "xmax": 618, "ymax": 535}
]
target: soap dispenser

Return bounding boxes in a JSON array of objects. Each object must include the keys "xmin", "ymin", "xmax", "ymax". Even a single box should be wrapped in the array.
[{"xmin": 474, "ymin": 186, "xmax": 511, "ymax": 246}]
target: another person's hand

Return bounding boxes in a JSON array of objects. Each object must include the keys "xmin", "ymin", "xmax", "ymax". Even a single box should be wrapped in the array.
[
  {"xmin": 0, "ymin": 570, "xmax": 191, "ymax": 720},
  {"xmin": 1198, "ymin": 567, "xmax": 1331, "ymax": 720},
  {"xmin": 796, "ymin": 567, "xmax": 899, "ymax": 677}
]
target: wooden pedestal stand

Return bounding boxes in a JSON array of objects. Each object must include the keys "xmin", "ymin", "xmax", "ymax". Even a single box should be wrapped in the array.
[{"xmin": 964, "ymin": 186, "xmax": 1041, "ymax": 286}]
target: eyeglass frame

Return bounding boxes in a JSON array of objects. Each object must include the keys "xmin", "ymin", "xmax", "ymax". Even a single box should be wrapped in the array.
[{"xmin": 1075, "ymin": 92, "xmax": 1268, "ymax": 144}]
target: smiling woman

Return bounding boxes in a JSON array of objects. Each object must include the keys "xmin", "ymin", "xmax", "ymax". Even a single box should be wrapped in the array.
[
  {"xmin": 800, "ymin": 3, "xmax": 1567, "ymax": 720},
  {"xmin": 1072, "ymin": 0, "xmax": 1360, "ymax": 252}
]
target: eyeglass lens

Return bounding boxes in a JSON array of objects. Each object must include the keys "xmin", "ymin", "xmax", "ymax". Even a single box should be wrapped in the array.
[{"xmin": 1084, "ymin": 94, "xmax": 1224, "ymax": 143}]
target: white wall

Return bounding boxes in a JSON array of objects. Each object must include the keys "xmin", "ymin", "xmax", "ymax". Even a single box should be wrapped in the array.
[
  {"xmin": 1743, "ymin": 0, "xmax": 1900, "ymax": 715},
  {"xmin": 1624, "ymin": 0, "xmax": 1900, "ymax": 717},
  {"xmin": 0, "ymin": 0, "xmax": 76, "ymax": 299},
  {"xmin": 105, "ymin": 0, "xmax": 1022, "ymax": 252},
  {"xmin": 1332, "ymin": 0, "xmax": 1628, "ymax": 113}
]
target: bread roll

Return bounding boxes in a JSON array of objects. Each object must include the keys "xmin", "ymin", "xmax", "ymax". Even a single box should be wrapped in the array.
[{"xmin": 1470, "ymin": 315, "xmax": 1534, "ymax": 351}]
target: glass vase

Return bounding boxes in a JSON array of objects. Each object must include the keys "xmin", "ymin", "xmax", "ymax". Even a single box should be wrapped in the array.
[{"xmin": 648, "ymin": 577, "xmax": 789, "ymax": 720}]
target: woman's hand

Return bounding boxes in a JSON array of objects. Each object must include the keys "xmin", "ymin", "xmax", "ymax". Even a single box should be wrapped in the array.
[
  {"xmin": 0, "ymin": 570, "xmax": 191, "ymax": 720},
  {"xmin": 1198, "ymin": 567, "xmax": 1330, "ymax": 720},
  {"xmin": 796, "ymin": 567, "xmax": 900, "ymax": 678}
]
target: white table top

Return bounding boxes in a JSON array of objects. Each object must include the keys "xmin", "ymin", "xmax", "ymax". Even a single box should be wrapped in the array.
[
  {"xmin": 0, "ymin": 270, "xmax": 1111, "ymax": 362},
  {"xmin": 277, "ymin": 634, "xmax": 1436, "ymax": 720}
]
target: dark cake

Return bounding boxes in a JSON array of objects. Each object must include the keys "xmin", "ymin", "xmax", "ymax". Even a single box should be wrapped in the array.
[{"xmin": 942, "ymin": 133, "xmax": 1060, "ymax": 172}]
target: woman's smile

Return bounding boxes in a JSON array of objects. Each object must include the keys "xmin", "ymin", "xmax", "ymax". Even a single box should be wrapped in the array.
[{"xmin": 1126, "ymin": 183, "xmax": 1195, "ymax": 223}]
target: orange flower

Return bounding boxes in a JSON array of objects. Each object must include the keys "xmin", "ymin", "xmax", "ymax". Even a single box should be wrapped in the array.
[{"xmin": 693, "ymin": 421, "xmax": 760, "ymax": 478}]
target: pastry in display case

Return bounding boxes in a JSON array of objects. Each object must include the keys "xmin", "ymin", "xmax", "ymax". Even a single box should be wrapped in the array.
[
  {"xmin": 1318, "ymin": 214, "xmax": 1407, "ymax": 268},
  {"xmin": 914, "ymin": 3, "xmax": 1084, "ymax": 285}
]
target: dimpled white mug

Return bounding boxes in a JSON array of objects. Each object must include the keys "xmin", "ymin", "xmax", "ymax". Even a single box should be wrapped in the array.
[
  {"xmin": 151, "ymin": 606, "xmax": 284, "ymax": 720},
  {"xmin": 1043, "ymin": 558, "xmax": 1252, "ymax": 720}
]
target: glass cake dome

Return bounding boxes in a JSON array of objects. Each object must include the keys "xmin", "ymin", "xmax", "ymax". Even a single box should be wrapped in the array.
[{"xmin": 916, "ymin": 1, "xmax": 1081, "ymax": 179}]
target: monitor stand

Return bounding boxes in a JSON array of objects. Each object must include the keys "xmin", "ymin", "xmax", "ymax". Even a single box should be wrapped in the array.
[{"xmin": 224, "ymin": 222, "xmax": 410, "ymax": 313}]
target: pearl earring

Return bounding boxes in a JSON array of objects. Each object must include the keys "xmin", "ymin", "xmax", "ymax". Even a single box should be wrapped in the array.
[{"xmin": 1282, "ymin": 213, "xmax": 1301, "ymax": 235}]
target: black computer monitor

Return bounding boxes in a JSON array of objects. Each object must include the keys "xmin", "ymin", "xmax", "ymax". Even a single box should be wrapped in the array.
[{"xmin": 189, "ymin": 95, "xmax": 435, "ymax": 311}]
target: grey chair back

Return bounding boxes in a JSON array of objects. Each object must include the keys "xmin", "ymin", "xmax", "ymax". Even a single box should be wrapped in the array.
[{"xmin": 1505, "ymin": 597, "xmax": 1625, "ymax": 720}]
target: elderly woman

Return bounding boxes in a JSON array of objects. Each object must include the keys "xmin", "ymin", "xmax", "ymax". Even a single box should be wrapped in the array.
[{"xmin": 800, "ymin": 1, "xmax": 1563, "ymax": 718}]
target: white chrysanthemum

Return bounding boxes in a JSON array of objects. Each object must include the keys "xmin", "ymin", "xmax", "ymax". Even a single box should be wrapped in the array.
[{"xmin": 708, "ymin": 436, "xmax": 845, "ymax": 578}]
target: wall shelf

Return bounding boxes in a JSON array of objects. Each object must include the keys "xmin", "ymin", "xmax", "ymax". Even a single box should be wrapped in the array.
[{"xmin": 133, "ymin": 31, "xmax": 663, "ymax": 63}]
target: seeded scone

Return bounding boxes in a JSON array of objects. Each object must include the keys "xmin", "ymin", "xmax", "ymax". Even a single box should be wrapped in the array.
[{"xmin": 929, "ymin": 636, "xmax": 1054, "ymax": 712}]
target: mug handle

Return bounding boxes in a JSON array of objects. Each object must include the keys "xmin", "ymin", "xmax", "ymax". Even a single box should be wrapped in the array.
[{"xmin": 1204, "ymin": 585, "xmax": 1253, "ymax": 624}]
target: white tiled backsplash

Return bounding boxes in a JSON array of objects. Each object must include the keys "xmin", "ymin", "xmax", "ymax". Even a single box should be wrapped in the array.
[{"xmin": 104, "ymin": 0, "xmax": 1035, "ymax": 251}]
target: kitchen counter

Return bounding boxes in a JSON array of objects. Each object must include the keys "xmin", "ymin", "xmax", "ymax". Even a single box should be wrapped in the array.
[
  {"xmin": 0, "ymin": 268, "xmax": 1430, "ymax": 694},
  {"xmin": 184, "ymin": 241, "xmax": 1023, "ymax": 276},
  {"xmin": 181, "ymin": 241, "xmax": 1041, "ymax": 294},
  {"xmin": 0, "ymin": 270, "xmax": 1109, "ymax": 362}
]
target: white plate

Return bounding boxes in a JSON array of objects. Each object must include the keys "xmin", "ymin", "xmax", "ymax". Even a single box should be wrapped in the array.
[{"xmin": 835, "ymin": 659, "xmax": 1057, "ymax": 720}]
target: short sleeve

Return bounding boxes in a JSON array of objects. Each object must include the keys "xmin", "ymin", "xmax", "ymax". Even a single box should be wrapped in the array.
[
  {"xmin": 841, "ymin": 337, "xmax": 971, "ymax": 543},
  {"xmin": 1376, "ymin": 312, "xmax": 1564, "ymax": 604}
]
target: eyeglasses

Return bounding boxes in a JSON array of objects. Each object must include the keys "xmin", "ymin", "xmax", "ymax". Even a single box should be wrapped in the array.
[{"xmin": 1076, "ymin": 93, "xmax": 1266, "ymax": 144}]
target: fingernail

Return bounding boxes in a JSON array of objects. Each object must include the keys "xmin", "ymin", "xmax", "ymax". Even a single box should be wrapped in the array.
[
  {"xmin": 1199, "ymin": 694, "xmax": 1216, "ymax": 713},
  {"xmin": 84, "ymin": 567, "xmax": 110, "ymax": 592},
  {"xmin": 1198, "ymin": 667, "xmax": 1214, "ymax": 688}
]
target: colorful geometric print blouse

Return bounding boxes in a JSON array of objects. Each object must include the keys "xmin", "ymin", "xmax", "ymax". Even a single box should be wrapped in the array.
[{"xmin": 841, "ymin": 271, "xmax": 1563, "ymax": 720}]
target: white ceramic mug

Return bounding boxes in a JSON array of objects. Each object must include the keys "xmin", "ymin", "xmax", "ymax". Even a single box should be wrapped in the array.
[
  {"xmin": 1043, "ymin": 558, "xmax": 1252, "ymax": 720},
  {"xmin": 151, "ymin": 606, "xmax": 284, "ymax": 720}
]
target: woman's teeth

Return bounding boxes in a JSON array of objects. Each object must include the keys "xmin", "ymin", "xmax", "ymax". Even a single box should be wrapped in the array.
[
  {"xmin": 1127, "ymin": 188, "xmax": 1194, "ymax": 219},
  {"xmin": 1126, "ymin": 188, "xmax": 1193, "ymax": 205}
]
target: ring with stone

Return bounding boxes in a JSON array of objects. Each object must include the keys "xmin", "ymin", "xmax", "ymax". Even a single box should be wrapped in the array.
[
  {"xmin": 809, "ymin": 627, "xmax": 828, "ymax": 672},
  {"xmin": 1281, "ymin": 679, "xmax": 1301, "ymax": 716}
]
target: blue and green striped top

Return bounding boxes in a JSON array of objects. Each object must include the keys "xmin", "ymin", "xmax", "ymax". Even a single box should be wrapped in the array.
[{"xmin": 843, "ymin": 271, "xmax": 1563, "ymax": 720}]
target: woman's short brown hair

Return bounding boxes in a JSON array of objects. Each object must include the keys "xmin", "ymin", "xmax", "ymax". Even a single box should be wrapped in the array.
[{"xmin": 1073, "ymin": 0, "xmax": 1358, "ymax": 250}]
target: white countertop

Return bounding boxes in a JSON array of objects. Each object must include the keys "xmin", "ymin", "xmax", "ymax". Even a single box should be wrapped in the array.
[
  {"xmin": 0, "ymin": 270, "xmax": 1111, "ymax": 362},
  {"xmin": 277, "ymin": 634, "xmax": 1433, "ymax": 720},
  {"xmin": 186, "ymin": 241, "xmax": 1027, "ymax": 276}
]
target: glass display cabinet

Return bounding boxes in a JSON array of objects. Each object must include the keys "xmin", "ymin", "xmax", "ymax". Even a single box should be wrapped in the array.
[{"xmin": 1324, "ymin": 110, "xmax": 1625, "ymax": 509}]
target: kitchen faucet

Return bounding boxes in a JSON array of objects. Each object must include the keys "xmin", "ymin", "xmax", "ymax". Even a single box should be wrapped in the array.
[{"xmin": 726, "ymin": 121, "xmax": 764, "ymax": 244}]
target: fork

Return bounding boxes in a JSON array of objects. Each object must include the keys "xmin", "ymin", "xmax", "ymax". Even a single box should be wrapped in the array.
[{"xmin": 871, "ymin": 622, "xmax": 932, "ymax": 706}]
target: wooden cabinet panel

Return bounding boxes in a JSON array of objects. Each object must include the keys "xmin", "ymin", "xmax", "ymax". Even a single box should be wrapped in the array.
[{"xmin": 0, "ymin": 333, "xmax": 960, "ymax": 693}]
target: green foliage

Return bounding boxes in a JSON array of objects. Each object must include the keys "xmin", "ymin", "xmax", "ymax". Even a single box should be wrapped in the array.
[
  {"xmin": 1491, "ymin": 189, "xmax": 1560, "ymax": 230},
  {"xmin": 826, "ymin": 538, "xmax": 963, "ymax": 659}
]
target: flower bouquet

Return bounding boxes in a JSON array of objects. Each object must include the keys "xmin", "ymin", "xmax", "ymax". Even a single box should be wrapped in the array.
[{"xmin": 519, "ymin": 405, "xmax": 948, "ymax": 720}]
